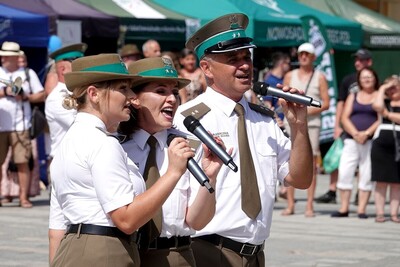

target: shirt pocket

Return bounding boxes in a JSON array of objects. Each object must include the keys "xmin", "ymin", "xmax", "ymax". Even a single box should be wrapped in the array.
[
  {"xmin": 254, "ymin": 143, "xmax": 278, "ymax": 187},
  {"xmin": 163, "ymin": 176, "xmax": 189, "ymax": 220}
]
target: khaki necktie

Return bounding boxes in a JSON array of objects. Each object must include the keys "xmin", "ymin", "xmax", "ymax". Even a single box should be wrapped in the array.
[
  {"xmin": 141, "ymin": 135, "xmax": 162, "ymax": 246},
  {"xmin": 234, "ymin": 103, "xmax": 261, "ymax": 219}
]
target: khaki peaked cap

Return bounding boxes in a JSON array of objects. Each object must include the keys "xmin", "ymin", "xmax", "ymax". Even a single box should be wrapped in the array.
[
  {"xmin": 49, "ymin": 43, "xmax": 87, "ymax": 62},
  {"xmin": 186, "ymin": 13, "xmax": 256, "ymax": 59}
]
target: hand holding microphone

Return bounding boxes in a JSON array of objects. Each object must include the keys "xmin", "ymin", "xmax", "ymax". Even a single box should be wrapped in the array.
[
  {"xmin": 167, "ymin": 134, "xmax": 214, "ymax": 194},
  {"xmin": 253, "ymin": 81, "xmax": 321, "ymax": 108},
  {"xmin": 183, "ymin": 116, "xmax": 238, "ymax": 172}
]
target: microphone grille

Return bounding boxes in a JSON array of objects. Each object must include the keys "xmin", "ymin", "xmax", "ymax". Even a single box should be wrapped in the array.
[
  {"xmin": 252, "ymin": 82, "xmax": 267, "ymax": 95},
  {"xmin": 167, "ymin": 134, "xmax": 177, "ymax": 146},
  {"xmin": 183, "ymin": 115, "xmax": 198, "ymax": 133}
]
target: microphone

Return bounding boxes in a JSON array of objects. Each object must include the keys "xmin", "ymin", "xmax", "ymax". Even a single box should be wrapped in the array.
[
  {"xmin": 167, "ymin": 134, "xmax": 214, "ymax": 194},
  {"xmin": 253, "ymin": 81, "xmax": 321, "ymax": 108},
  {"xmin": 183, "ymin": 116, "xmax": 238, "ymax": 172}
]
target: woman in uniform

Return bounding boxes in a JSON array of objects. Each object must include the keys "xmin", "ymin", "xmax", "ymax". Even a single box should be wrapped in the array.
[
  {"xmin": 48, "ymin": 54, "xmax": 198, "ymax": 266},
  {"xmin": 119, "ymin": 57, "xmax": 225, "ymax": 267}
]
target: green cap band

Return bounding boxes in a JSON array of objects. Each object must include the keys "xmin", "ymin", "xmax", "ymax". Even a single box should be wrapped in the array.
[
  {"xmin": 138, "ymin": 67, "xmax": 178, "ymax": 78},
  {"xmin": 54, "ymin": 51, "xmax": 84, "ymax": 62},
  {"xmin": 195, "ymin": 29, "xmax": 247, "ymax": 58},
  {"xmin": 81, "ymin": 62, "xmax": 129, "ymax": 74}
]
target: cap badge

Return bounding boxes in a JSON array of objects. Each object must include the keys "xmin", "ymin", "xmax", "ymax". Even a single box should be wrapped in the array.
[
  {"xmin": 162, "ymin": 57, "xmax": 175, "ymax": 74},
  {"xmin": 229, "ymin": 14, "xmax": 240, "ymax": 30}
]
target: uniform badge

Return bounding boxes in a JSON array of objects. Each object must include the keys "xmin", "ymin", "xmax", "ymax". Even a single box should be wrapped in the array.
[{"xmin": 229, "ymin": 14, "xmax": 239, "ymax": 30}]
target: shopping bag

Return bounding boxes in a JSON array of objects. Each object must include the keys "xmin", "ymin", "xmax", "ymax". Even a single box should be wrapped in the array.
[{"xmin": 322, "ymin": 138, "xmax": 343, "ymax": 174}]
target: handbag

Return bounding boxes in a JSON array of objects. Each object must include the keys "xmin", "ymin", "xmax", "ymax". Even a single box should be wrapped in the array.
[
  {"xmin": 30, "ymin": 106, "xmax": 47, "ymax": 139},
  {"xmin": 322, "ymin": 137, "xmax": 344, "ymax": 174}
]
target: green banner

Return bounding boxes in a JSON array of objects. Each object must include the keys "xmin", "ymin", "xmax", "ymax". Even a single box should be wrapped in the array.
[{"xmin": 300, "ymin": 15, "xmax": 337, "ymax": 144}]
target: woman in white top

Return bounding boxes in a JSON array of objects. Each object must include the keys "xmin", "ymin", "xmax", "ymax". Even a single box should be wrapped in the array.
[
  {"xmin": 119, "ymin": 57, "xmax": 224, "ymax": 266},
  {"xmin": 48, "ymin": 54, "xmax": 197, "ymax": 266}
]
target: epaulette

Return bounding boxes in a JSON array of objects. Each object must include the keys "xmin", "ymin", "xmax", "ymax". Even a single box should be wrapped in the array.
[
  {"xmin": 248, "ymin": 103, "xmax": 275, "ymax": 118},
  {"xmin": 180, "ymin": 102, "xmax": 211, "ymax": 120}
]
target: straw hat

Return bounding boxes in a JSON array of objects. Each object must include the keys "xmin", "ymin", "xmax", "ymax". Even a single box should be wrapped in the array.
[
  {"xmin": 120, "ymin": 44, "xmax": 141, "ymax": 58},
  {"xmin": 186, "ymin": 13, "xmax": 256, "ymax": 59},
  {"xmin": 64, "ymin": 54, "xmax": 142, "ymax": 91},
  {"xmin": 49, "ymin": 43, "xmax": 87, "ymax": 62},
  {"xmin": 128, "ymin": 57, "xmax": 190, "ymax": 89},
  {"xmin": 0, "ymin": 41, "xmax": 24, "ymax": 56}
]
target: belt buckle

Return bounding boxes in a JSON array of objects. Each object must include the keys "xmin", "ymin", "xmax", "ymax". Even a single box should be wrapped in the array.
[{"xmin": 239, "ymin": 244, "xmax": 257, "ymax": 256}]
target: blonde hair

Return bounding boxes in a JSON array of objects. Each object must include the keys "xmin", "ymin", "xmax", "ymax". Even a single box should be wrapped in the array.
[
  {"xmin": 63, "ymin": 79, "xmax": 131, "ymax": 110},
  {"xmin": 384, "ymin": 75, "xmax": 400, "ymax": 84}
]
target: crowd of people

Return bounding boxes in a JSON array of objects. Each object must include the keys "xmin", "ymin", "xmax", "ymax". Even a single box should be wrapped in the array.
[{"xmin": 0, "ymin": 11, "xmax": 399, "ymax": 267}]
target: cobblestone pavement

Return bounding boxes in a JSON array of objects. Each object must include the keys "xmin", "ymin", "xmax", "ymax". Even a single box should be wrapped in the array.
[{"xmin": 1, "ymin": 175, "xmax": 399, "ymax": 267}]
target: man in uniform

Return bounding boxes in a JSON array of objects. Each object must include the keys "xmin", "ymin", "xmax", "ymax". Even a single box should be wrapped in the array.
[
  {"xmin": 45, "ymin": 43, "xmax": 87, "ymax": 160},
  {"xmin": 173, "ymin": 13, "xmax": 313, "ymax": 267},
  {"xmin": 45, "ymin": 43, "xmax": 87, "ymax": 263}
]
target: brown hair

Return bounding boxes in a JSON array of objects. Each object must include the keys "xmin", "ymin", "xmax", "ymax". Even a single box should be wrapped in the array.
[{"xmin": 357, "ymin": 67, "xmax": 380, "ymax": 90}]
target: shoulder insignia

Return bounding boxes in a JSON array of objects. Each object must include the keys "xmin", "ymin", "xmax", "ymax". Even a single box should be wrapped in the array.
[
  {"xmin": 180, "ymin": 102, "xmax": 211, "ymax": 120},
  {"xmin": 248, "ymin": 103, "xmax": 275, "ymax": 118}
]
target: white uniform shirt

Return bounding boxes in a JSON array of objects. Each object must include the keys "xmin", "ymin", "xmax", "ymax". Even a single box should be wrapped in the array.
[
  {"xmin": 45, "ymin": 82, "xmax": 77, "ymax": 157},
  {"xmin": 174, "ymin": 87, "xmax": 291, "ymax": 245},
  {"xmin": 0, "ymin": 67, "xmax": 44, "ymax": 131},
  {"xmin": 49, "ymin": 113, "xmax": 146, "ymax": 230},
  {"xmin": 122, "ymin": 129, "xmax": 194, "ymax": 238}
]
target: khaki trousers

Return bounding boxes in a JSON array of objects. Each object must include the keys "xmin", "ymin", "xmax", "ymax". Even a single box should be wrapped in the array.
[
  {"xmin": 191, "ymin": 238, "xmax": 265, "ymax": 267},
  {"xmin": 51, "ymin": 233, "xmax": 140, "ymax": 267},
  {"xmin": 139, "ymin": 245, "xmax": 196, "ymax": 267}
]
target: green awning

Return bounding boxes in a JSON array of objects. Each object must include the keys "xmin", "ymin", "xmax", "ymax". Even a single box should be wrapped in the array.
[
  {"xmin": 78, "ymin": 0, "xmax": 187, "ymax": 42},
  {"xmin": 296, "ymin": 0, "xmax": 400, "ymax": 48},
  {"xmin": 153, "ymin": 0, "xmax": 363, "ymax": 50},
  {"xmin": 78, "ymin": 0, "xmax": 363, "ymax": 50}
]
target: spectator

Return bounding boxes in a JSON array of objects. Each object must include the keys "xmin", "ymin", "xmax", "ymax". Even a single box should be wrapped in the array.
[
  {"xmin": 371, "ymin": 75, "xmax": 400, "ymax": 223},
  {"xmin": 174, "ymin": 13, "xmax": 313, "ymax": 266},
  {"xmin": 0, "ymin": 41, "xmax": 45, "ymax": 208},
  {"xmin": 119, "ymin": 57, "xmax": 223, "ymax": 266},
  {"xmin": 178, "ymin": 48, "xmax": 206, "ymax": 104},
  {"xmin": 316, "ymin": 48, "xmax": 373, "ymax": 204},
  {"xmin": 119, "ymin": 43, "xmax": 142, "ymax": 67},
  {"xmin": 142, "ymin": 39, "xmax": 161, "ymax": 58},
  {"xmin": 331, "ymin": 67, "xmax": 380, "ymax": 219},
  {"xmin": 263, "ymin": 52, "xmax": 291, "ymax": 112},
  {"xmin": 282, "ymin": 42, "xmax": 330, "ymax": 217}
]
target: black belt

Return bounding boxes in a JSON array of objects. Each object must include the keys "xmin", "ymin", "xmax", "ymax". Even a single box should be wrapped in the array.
[
  {"xmin": 67, "ymin": 224, "xmax": 138, "ymax": 243},
  {"xmin": 195, "ymin": 234, "xmax": 264, "ymax": 256},
  {"xmin": 140, "ymin": 236, "xmax": 192, "ymax": 250}
]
